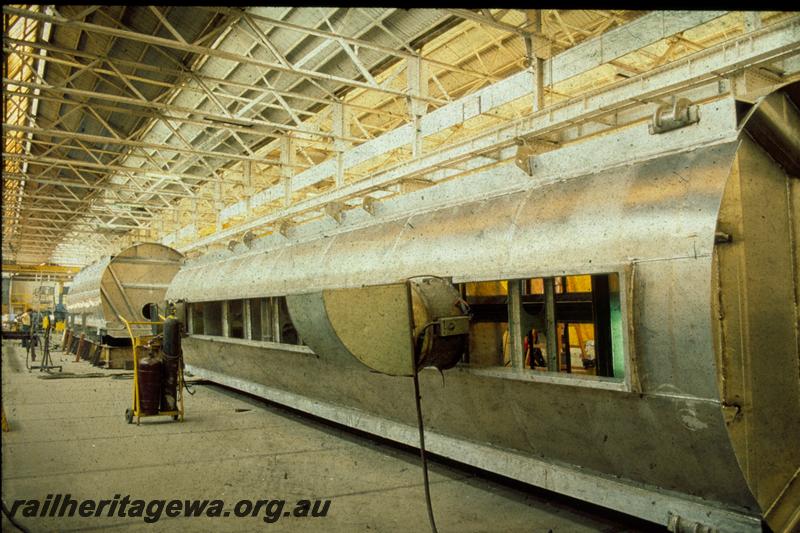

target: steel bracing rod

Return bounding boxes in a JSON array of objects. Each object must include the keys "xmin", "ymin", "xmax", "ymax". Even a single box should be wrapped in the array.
[
  {"xmin": 17, "ymin": 205, "xmax": 152, "ymax": 223},
  {"xmin": 9, "ymin": 239, "xmax": 107, "ymax": 249},
  {"xmin": 34, "ymin": 6, "xmax": 142, "ymax": 214},
  {"xmin": 17, "ymin": 215, "xmax": 144, "ymax": 232},
  {"xmin": 131, "ymin": 7, "xmax": 412, "ymax": 182},
  {"xmin": 4, "ymin": 10, "xmax": 532, "ymax": 170},
  {"xmin": 444, "ymin": 9, "xmax": 534, "ymax": 37},
  {"xmin": 9, "ymin": 137, "xmax": 281, "ymax": 190},
  {"xmin": 203, "ymin": 6, "xmax": 495, "ymax": 80},
  {"xmin": 8, "ymin": 239, "xmax": 105, "ymax": 249},
  {"xmin": 14, "ymin": 155, "xmax": 168, "ymax": 198},
  {"xmin": 14, "ymin": 191, "xmax": 218, "ymax": 215},
  {"xmin": 2, "ymin": 6, "xmax": 449, "ymax": 106},
  {"xmin": 13, "ymin": 227, "xmax": 88, "ymax": 240},
  {"xmin": 12, "ymin": 171, "xmax": 196, "ymax": 211},
  {"xmin": 86, "ymin": 8, "xmax": 269, "ymax": 167},
  {"xmin": 18, "ymin": 245, "xmax": 110, "ymax": 259},
  {"xmin": 8, "ymin": 231, "xmax": 112, "ymax": 245},
  {"xmin": 15, "ymin": 193, "xmax": 217, "ymax": 216},
  {"xmin": 17, "ymin": 226, "xmax": 129, "ymax": 236},
  {"xmin": 1, "ymin": 122, "xmax": 304, "ymax": 169},
  {"xmin": 2, "ymin": 38, "xmax": 410, "ymax": 122},
  {"xmin": 2, "ymin": 173, "xmax": 213, "ymax": 200},
  {"xmin": 6, "ymin": 133, "xmax": 187, "ymax": 166},
  {"xmin": 9, "ymin": 186, "xmax": 160, "ymax": 221},
  {"xmin": 180, "ymin": 15, "xmax": 800, "ymax": 252},
  {"xmin": 14, "ymin": 136, "xmax": 221, "ymax": 200},
  {"xmin": 68, "ymin": 7, "xmax": 235, "ymax": 187},
  {"xmin": 2, "ymin": 152, "xmax": 234, "ymax": 184},
  {"xmin": 1, "ymin": 76, "xmax": 364, "ymax": 146},
  {"xmin": 6, "ymin": 50, "xmax": 305, "ymax": 149}
]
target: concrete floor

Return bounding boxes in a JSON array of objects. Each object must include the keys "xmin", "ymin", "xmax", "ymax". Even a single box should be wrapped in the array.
[{"xmin": 2, "ymin": 341, "xmax": 651, "ymax": 532}]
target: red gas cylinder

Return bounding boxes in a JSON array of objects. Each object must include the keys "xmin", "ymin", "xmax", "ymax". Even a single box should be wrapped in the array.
[
  {"xmin": 160, "ymin": 318, "xmax": 181, "ymax": 412},
  {"xmin": 137, "ymin": 354, "xmax": 162, "ymax": 415}
]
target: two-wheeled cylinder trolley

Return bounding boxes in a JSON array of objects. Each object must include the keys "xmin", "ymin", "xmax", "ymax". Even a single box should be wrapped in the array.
[{"xmin": 120, "ymin": 315, "xmax": 185, "ymax": 425}]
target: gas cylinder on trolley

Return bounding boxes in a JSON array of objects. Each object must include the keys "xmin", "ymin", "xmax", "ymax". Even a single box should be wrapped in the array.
[
  {"xmin": 137, "ymin": 350, "xmax": 162, "ymax": 415},
  {"xmin": 159, "ymin": 317, "xmax": 181, "ymax": 412}
]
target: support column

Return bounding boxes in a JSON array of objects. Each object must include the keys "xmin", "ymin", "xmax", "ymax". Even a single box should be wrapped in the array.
[
  {"xmin": 407, "ymin": 57, "xmax": 428, "ymax": 159},
  {"xmin": 260, "ymin": 299, "xmax": 270, "ymax": 342},
  {"xmin": 214, "ymin": 181, "xmax": 223, "ymax": 232},
  {"xmin": 243, "ymin": 160, "xmax": 254, "ymax": 212},
  {"xmin": 507, "ymin": 279, "xmax": 524, "ymax": 369},
  {"xmin": 191, "ymin": 198, "xmax": 198, "ymax": 239},
  {"xmin": 525, "ymin": 10, "xmax": 548, "ymax": 112},
  {"xmin": 544, "ymin": 277, "xmax": 558, "ymax": 371},
  {"xmin": 271, "ymin": 298, "xmax": 281, "ymax": 343},
  {"xmin": 333, "ymin": 102, "xmax": 350, "ymax": 188},
  {"xmin": 243, "ymin": 298, "xmax": 252, "ymax": 340},
  {"xmin": 222, "ymin": 301, "xmax": 230, "ymax": 338},
  {"xmin": 591, "ymin": 274, "xmax": 613, "ymax": 377},
  {"xmin": 281, "ymin": 135, "xmax": 295, "ymax": 207}
]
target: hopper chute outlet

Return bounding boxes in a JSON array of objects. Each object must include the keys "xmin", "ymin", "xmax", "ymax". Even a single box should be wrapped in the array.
[{"xmin": 287, "ymin": 277, "xmax": 469, "ymax": 376}]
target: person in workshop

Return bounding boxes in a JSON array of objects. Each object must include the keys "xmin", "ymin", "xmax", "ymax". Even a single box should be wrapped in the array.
[
  {"xmin": 524, "ymin": 328, "xmax": 547, "ymax": 369},
  {"xmin": 20, "ymin": 308, "xmax": 33, "ymax": 348}
]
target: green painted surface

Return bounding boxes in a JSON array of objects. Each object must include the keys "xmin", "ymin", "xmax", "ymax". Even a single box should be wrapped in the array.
[{"xmin": 610, "ymin": 289, "xmax": 625, "ymax": 379}]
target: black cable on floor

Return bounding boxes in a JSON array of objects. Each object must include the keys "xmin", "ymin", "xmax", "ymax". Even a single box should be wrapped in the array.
[
  {"xmin": 1, "ymin": 500, "xmax": 30, "ymax": 533},
  {"xmin": 412, "ymin": 366, "xmax": 439, "ymax": 533}
]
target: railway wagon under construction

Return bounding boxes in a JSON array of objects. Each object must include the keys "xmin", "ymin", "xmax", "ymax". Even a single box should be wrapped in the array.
[
  {"xmin": 64, "ymin": 243, "xmax": 183, "ymax": 367},
  {"xmin": 163, "ymin": 85, "xmax": 799, "ymax": 532}
]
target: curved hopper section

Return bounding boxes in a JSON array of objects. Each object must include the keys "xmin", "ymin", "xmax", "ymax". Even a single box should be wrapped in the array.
[
  {"xmin": 67, "ymin": 242, "xmax": 183, "ymax": 339},
  {"xmin": 287, "ymin": 277, "xmax": 469, "ymax": 376}
]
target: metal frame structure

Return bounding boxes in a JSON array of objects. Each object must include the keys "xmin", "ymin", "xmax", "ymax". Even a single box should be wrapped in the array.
[{"xmin": 3, "ymin": 9, "xmax": 798, "ymax": 267}]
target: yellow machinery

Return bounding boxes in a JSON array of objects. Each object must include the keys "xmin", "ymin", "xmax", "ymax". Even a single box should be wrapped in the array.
[{"xmin": 120, "ymin": 315, "xmax": 185, "ymax": 425}]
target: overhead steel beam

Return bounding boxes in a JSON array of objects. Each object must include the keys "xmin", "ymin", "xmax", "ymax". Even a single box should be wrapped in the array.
[
  {"xmin": 15, "ymin": 226, "xmax": 129, "ymax": 239},
  {"xmin": 206, "ymin": 6, "xmax": 493, "ymax": 80},
  {"xmin": 180, "ymin": 15, "xmax": 800, "ymax": 252},
  {"xmin": 2, "ymin": 6, "xmax": 448, "ymax": 106},
  {"xmin": 2, "ymin": 122, "xmax": 294, "ymax": 170},
  {"xmin": 2, "ymin": 39, "xmax": 409, "ymax": 121},
  {"xmin": 18, "ymin": 204, "xmax": 151, "ymax": 223},
  {"xmin": 2, "ymin": 173, "xmax": 214, "ymax": 200},
  {"xmin": 2, "ymin": 77, "xmax": 361, "ymax": 146},
  {"xmin": 444, "ymin": 9, "xmax": 531, "ymax": 37},
  {"xmin": 130, "ymin": 7, "xmax": 404, "ymax": 185},
  {"xmin": 3, "ymin": 152, "xmax": 223, "ymax": 184},
  {"xmin": 196, "ymin": 10, "xmax": 738, "ymax": 235},
  {"xmin": 15, "ymin": 193, "xmax": 217, "ymax": 215},
  {"xmin": 10, "ymin": 240, "xmax": 104, "ymax": 249}
]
